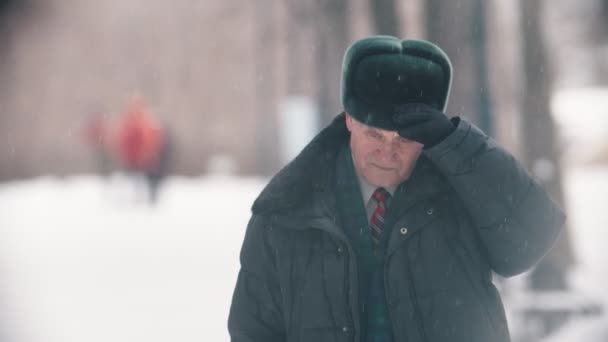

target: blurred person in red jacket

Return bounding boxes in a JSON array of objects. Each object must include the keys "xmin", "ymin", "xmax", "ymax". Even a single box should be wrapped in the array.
[{"xmin": 115, "ymin": 98, "xmax": 171, "ymax": 204}]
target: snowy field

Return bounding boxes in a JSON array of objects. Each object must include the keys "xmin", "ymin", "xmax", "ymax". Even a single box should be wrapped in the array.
[
  {"xmin": 0, "ymin": 165, "xmax": 607, "ymax": 342},
  {"xmin": 0, "ymin": 174, "xmax": 265, "ymax": 342}
]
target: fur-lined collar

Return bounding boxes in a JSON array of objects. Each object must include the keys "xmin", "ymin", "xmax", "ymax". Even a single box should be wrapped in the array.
[{"xmin": 252, "ymin": 113, "xmax": 349, "ymax": 216}]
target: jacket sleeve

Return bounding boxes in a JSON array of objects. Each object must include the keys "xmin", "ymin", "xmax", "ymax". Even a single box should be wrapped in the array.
[
  {"xmin": 424, "ymin": 118, "xmax": 566, "ymax": 277},
  {"xmin": 228, "ymin": 215, "xmax": 285, "ymax": 342}
]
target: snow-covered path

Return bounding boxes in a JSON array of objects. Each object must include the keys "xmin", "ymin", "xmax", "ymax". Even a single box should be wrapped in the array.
[
  {"xmin": 0, "ymin": 175, "xmax": 264, "ymax": 342},
  {"xmin": 0, "ymin": 166, "xmax": 606, "ymax": 342}
]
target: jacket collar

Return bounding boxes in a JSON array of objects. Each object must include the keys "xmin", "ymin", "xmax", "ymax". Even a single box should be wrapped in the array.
[{"xmin": 252, "ymin": 113, "xmax": 349, "ymax": 219}]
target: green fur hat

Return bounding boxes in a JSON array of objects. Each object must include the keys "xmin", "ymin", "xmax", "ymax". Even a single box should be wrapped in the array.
[{"xmin": 340, "ymin": 36, "xmax": 452, "ymax": 130}]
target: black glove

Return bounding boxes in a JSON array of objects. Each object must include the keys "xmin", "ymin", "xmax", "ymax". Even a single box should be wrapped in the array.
[{"xmin": 393, "ymin": 103, "xmax": 457, "ymax": 149}]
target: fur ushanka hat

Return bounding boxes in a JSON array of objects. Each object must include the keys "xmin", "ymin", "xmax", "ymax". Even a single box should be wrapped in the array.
[{"xmin": 340, "ymin": 36, "xmax": 452, "ymax": 130}]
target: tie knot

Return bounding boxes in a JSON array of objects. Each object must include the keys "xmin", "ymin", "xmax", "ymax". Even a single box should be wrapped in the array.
[{"xmin": 372, "ymin": 187, "xmax": 391, "ymax": 206}]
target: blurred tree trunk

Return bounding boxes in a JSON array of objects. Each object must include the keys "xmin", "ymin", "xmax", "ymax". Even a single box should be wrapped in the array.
[
  {"xmin": 425, "ymin": 0, "xmax": 478, "ymax": 121},
  {"xmin": 0, "ymin": 1, "xmax": 18, "ymax": 180},
  {"xmin": 0, "ymin": 0, "xmax": 17, "ymax": 14},
  {"xmin": 599, "ymin": 0, "xmax": 608, "ymax": 83},
  {"xmin": 520, "ymin": 0, "xmax": 574, "ymax": 290},
  {"xmin": 314, "ymin": 0, "xmax": 351, "ymax": 124},
  {"xmin": 369, "ymin": 0, "xmax": 401, "ymax": 36},
  {"xmin": 471, "ymin": 0, "xmax": 493, "ymax": 135},
  {"xmin": 253, "ymin": 0, "xmax": 280, "ymax": 175},
  {"xmin": 602, "ymin": 0, "xmax": 608, "ymax": 33},
  {"xmin": 286, "ymin": 0, "xmax": 316, "ymax": 96},
  {"xmin": 426, "ymin": 0, "xmax": 493, "ymax": 133}
]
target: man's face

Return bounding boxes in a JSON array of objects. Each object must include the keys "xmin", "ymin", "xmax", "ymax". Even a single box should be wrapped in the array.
[{"xmin": 345, "ymin": 113, "xmax": 423, "ymax": 188}]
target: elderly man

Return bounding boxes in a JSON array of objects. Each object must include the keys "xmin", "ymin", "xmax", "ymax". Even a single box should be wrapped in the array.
[{"xmin": 228, "ymin": 36, "xmax": 564, "ymax": 342}]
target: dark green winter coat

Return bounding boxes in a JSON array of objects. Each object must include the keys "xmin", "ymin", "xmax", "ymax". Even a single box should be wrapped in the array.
[{"xmin": 228, "ymin": 113, "xmax": 565, "ymax": 342}]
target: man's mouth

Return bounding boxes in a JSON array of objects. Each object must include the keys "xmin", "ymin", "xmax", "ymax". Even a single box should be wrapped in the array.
[{"xmin": 371, "ymin": 163, "xmax": 395, "ymax": 171}]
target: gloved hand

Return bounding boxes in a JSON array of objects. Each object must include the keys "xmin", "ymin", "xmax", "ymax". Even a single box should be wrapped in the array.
[{"xmin": 393, "ymin": 103, "xmax": 457, "ymax": 149}]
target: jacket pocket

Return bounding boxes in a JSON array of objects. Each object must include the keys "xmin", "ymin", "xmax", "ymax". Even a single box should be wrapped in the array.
[
  {"xmin": 447, "ymin": 240, "xmax": 508, "ymax": 338},
  {"xmin": 417, "ymin": 288, "xmax": 501, "ymax": 342},
  {"xmin": 291, "ymin": 240, "xmax": 351, "ymax": 341}
]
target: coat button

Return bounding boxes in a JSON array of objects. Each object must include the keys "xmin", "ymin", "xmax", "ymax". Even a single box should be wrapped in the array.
[
  {"xmin": 342, "ymin": 326, "xmax": 349, "ymax": 333},
  {"xmin": 337, "ymin": 247, "xmax": 343, "ymax": 253},
  {"xmin": 427, "ymin": 208, "xmax": 434, "ymax": 215},
  {"xmin": 400, "ymin": 227, "xmax": 408, "ymax": 235}
]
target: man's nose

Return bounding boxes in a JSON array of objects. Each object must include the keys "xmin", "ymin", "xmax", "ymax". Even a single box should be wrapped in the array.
[{"xmin": 376, "ymin": 139, "xmax": 400, "ymax": 159}]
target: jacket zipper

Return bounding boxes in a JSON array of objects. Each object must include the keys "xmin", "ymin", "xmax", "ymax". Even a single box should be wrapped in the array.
[
  {"xmin": 407, "ymin": 256, "xmax": 430, "ymax": 342},
  {"xmin": 343, "ymin": 244, "xmax": 359, "ymax": 342},
  {"xmin": 314, "ymin": 226, "xmax": 359, "ymax": 342},
  {"xmin": 385, "ymin": 227, "xmax": 430, "ymax": 342},
  {"xmin": 384, "ymin": 259, "xmax": 397, "ymax": 341}
]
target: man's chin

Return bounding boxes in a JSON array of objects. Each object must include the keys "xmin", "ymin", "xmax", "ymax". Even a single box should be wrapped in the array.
[{"xmin": 365, "ymin": 174, "xmax": 402, "ymax": 188}]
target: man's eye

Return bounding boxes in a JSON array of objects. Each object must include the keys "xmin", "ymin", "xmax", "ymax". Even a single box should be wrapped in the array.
[
  {"xmin": 398, "ymin": 136, "xmax": 412, "ymax": 144},
  {"xmin": 366, "ymin": 130, "xmax": 382, "ymax": 140}
]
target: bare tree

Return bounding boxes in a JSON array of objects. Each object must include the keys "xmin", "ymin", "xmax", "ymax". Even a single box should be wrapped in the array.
[
  {"xmin": 471, "ymin": 0, "xmax": 493, "ymax": 135},
  {"xmin": 425, "ymin": 0, "xmax": 493, "ymax": 134},
  {"xmin": 369, "ymin": 0, "xmax": 401, "ymax": 36},
  {"xmin": 0, "ymin": 0, "xmax": 17, "ymax": 15},
  {"xmin": 253, "ymin": 0, "xmax": 280, "ymax": 175},
  {"xmin": 0, "ymin": 0, "xmax": 30, "ymax": 180},
  {"xmin": 285, "ymin": 0, "xmax": 316, "ymax": 96},
  {"xmin": 520, "ymin": 0, "xmax": 574, "ymax": 290},
  {"xmin": 314, "ymin": 0, "xmax": 351, "ymax": 124},
  {"xmin": 602, "ymin": 0, "xmax": 608, "ymax": 34},
  {"xmin": 425, "ymin": 0, "xmax": 477, "ymax": 121},
  {"xmin": 598, "ymin": 0, "xmax": 608, "ymax": 83}
]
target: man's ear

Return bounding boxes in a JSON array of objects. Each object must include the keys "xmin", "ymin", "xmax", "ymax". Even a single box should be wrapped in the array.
[{"xmin": 345, "ymin": 112, "xmax": 353, "ymax": 132}]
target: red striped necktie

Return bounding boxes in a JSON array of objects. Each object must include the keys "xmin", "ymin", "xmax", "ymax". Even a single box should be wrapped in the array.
[{"xmin": 370, "ymin": 187, "xmax": 391, "ymax": 245}]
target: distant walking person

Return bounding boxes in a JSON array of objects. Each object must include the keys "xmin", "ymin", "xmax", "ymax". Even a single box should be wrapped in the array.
[
  {"xmin": 115, "ymin": 98, "xmax": 170, "ymax": 204},
  {"xmin": 145, "ymin": 121, "xmax": 173, "ymax": 203}
]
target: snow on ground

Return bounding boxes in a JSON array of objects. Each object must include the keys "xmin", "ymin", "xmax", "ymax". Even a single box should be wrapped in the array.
[
  {"xmin": 538, "ymin": 165, "xmax": 608, "ymax": 342},
  {"xmin": 563, "ymin": 166, "xmax": 608, "ymax": 299},
  {"xmin": 0, "ymin": 165, "xmax": 606, "ymax": 342},
  {"xmin": 552, "ymin": 88, "xmax": 608, "ymax": 164},
  {"xmin": 0, "ymin": 174, "xmax": 265, "ymax": 342}
]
